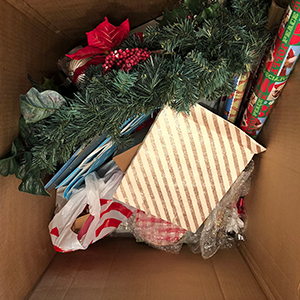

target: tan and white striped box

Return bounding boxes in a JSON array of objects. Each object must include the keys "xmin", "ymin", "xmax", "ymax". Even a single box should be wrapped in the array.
[{"xmin": 114, "ymin": 105, "xmax": 266, "ymax": 232}]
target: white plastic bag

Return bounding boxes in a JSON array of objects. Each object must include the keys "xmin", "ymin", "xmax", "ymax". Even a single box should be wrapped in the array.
[{"xmin": 49, "ymin": 165, "xmax": 135, "ymax": 252}]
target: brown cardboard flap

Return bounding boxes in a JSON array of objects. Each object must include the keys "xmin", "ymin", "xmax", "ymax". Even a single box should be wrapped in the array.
[
  {"xmin": 113, "ymin": 143, "xmax": 142, "ymax": 172},
  {"xmin": 9, "ymin": 0, "xmax": 179, "ymax": 41},
  {"xmin": 211, "ymin": 248, "xmax": 267, "ymax": 299},
  {"xmin": 240, "ymin": 245, "xmax": 278, "ymax": 300},
  {"xmin": 5, "ymin": 0, "xmax": 71, "ymax": 40},
  {"xmin": 242, "ymin": 60, "xmax": 300, "ymax": 300}
]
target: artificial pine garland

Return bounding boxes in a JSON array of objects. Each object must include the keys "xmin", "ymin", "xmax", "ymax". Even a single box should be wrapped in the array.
[{"xmin": 0, "ymin": 0, "xmax": 272, "ymax": 195}]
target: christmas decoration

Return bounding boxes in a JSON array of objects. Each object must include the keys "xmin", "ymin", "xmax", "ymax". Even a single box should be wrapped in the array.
[
  {"xmin": 114, "ymin": 104, "xmax": 265, "ymax": 233},
  {"xmin": 0, "ymin": 0, "xmax": 272, "ymax": 195},
  {"xmin": 65, "ymin": 18, "xmax": 131, "ymax": 83},
  {"xmin": 102, "ymin": 48, "xmax": 151, "ymax": 73},
  {"xmin": 240, "ymin": 1, "xmax": 300, "ymax": 138},
  {"xmin": 223, "ymin": 72, "xmax": 251, "ymax": 123},
  {"xmin": 66, "ymin": 17, "xmax": 130, "ymax": 60},
  {"xmin": 20, "ymin": 88, "xmax": 66, "ymax": 124},
  {"xmin": 129, "ymin": 210, "xmax": 186, "ymax": 251}
]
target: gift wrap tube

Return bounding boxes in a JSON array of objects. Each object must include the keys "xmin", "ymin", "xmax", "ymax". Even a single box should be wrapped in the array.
[
  {"xmin": 223, "ymin": 72, "xmax": 250, "ymax": 123},
  {"xmin": 240, "ymin": 0, "xmax": 300, "ymax": 138}
]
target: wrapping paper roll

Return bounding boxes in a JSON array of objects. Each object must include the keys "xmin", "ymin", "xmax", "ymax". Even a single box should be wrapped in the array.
[
  {"xmin": 240, "ymin": 0, "xmax": 300, "ymax": 138},
  {"xmin": 223, "ymin": 72, "xmax": 250, "ymax": 123}
]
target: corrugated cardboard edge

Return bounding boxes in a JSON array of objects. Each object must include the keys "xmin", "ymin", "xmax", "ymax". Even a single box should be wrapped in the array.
[{"xmin": 239, "ymin": 245, "xmax": 280, "ymax": 300}]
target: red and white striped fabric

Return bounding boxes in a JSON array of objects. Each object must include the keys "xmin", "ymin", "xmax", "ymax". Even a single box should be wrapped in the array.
[{"xmin": 49, "ymin": 171, "xmax": 135, "ymax": 253}]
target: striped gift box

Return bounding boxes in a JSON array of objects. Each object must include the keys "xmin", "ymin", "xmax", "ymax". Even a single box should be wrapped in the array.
[{"xmin": 114, "ymin": 105, "xmax": 265, "ymax": 232}]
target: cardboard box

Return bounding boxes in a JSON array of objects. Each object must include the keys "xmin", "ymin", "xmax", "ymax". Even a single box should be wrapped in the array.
[{"xmin": 1, "ymin": 1, "xmax": 299, "ymax": 300}]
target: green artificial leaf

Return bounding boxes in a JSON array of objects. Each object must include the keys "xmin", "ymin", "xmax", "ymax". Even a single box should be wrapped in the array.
[
  {"xmin": 0, "ymin": 137, "xmax": 49, "ymax": 195},
  {"xmin": 19, "ymin": 117, "xmax": 38, "ymax": 146},
  {"xmin": 11, "ymin": 137, "xmax": 24, "ymax": 156},
  {"xmin": 15, "ymin": 151, "xmax": 31, "ymax": 180},
  {"xmin": 28, "ymin": 74, "xmax": 59, "ymax": 92},
  {"xmin": 208, "ymin": 2, "xmax": 220, "ymax": 18},
  {"xmin": 183, "ymin": 0, "xmax": 203, "ymax": 15},
  {"xmin": 27, "ymin": 74, "xmax": 44, "ymax": 92},
  {"xmin": 18, "ymin": 167, "xmax": 50, "ymax": 196},
  {"xmin": 196, "ymin": 14, "xmax": 204, "ymax": 24},
  {"xmin": 159, "ymin": 6, "xmax": 190, "ymax": 27},
  {"xmin": 0, "ymin": 137, "xmax": 24, "ymax": 177},
  {"xmin": 42, "ymin": 77, "xmax": 59, "ymax": 92},
  {"xmin": 0, "ymin": 154, "xmax": 19, "ymax": 176},
  {"xmin": 196, "ymin": 2, "xmax": 220, "ymax": 24},
  {"xmin": 20, "ymin": 87, "xmax": 66, "ymax": 123},
  {"xmin": 16, "ymin": 151, "xmax": 50, "ymax": 196}
]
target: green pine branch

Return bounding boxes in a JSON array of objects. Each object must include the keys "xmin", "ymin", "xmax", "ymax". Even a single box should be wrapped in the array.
[{"xmin": 0, "ymin": 0, "xmax": 272, "ymax": 195}]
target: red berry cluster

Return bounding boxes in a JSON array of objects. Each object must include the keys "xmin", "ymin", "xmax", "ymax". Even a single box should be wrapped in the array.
[{"xmin": 102, "ymin": 48, "xmax": 151, "ymax": 73}]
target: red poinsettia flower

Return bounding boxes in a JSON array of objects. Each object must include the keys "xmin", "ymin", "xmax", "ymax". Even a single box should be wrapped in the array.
[
  {"xmin": 67, "ymin": 46, "xmax": 106, "ymax": 60},
  {"xmin": 87, "ymin": 17, "xmax": 130, "ymax": 51},
  {"xmin": 67, "ymin": 17, "xmax": 130, "ymax": 60}
]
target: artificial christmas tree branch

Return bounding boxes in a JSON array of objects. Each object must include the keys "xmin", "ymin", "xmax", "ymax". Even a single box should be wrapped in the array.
[{"xmin": 0, "ymin": 0, "xmax": 272, "ymax": 195}]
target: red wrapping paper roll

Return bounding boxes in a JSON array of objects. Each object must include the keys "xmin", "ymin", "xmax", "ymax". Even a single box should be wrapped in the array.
[{"xmin": 240, "ymin": 0, "xmax": 300, "ymax": 138}]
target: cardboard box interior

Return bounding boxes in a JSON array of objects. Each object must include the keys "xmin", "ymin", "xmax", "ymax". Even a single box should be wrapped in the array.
[
  {"xmin": 28, "ymin": 238, "xmax": 267, "ymax": 300},
  {"xmin": 0, "ymin": 0, "xmax": 299, "ymax": 299}
]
